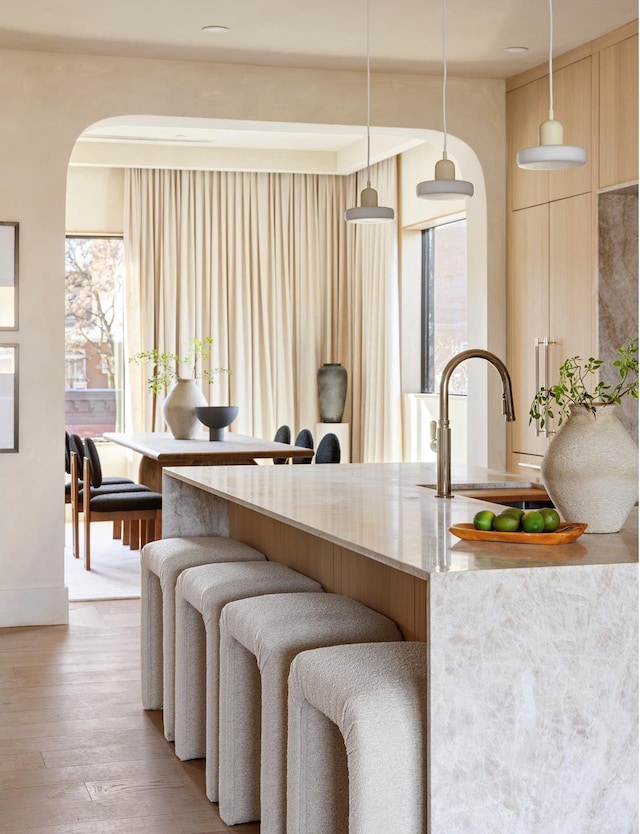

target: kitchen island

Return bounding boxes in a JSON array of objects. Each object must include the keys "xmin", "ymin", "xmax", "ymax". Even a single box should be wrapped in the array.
[{"xmin": 162, "ymin": 462, "xmax": 638, "ymax": 833}]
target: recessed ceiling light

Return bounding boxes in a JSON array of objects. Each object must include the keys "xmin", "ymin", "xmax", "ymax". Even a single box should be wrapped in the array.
[
  {"xmin": 201, "ymin": 25, "xmax": 230, "ymax": 35},
  {"xmin": 503, "ymin": 46, "xmax": 529, "ymax": 54}
]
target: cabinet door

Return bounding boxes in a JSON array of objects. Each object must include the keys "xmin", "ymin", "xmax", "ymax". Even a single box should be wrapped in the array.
[
  {"xmin": 508, "ymin": 77, "xmax": 549, "ymax": 210},
  {"xmin": 548, "ymin": 193, "xmax": 594, "ymax": 388},
  {"xmin": 548, "ymin": 57, "xmax": 592, "ymax": 202},
  {"xmin": 600, "ymin": 35, "xmax": 639, "ymax": 188},
  {"xmin": 508, "ymin": 204, "xmax": 550, "ymax": 457}
]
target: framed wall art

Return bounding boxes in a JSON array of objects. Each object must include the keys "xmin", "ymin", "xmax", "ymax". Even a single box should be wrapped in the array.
[
  {"xmin": 0, "ymin": 344, "xmax": 18, "ymax": 452},
  {"xmin": 0, "ymin": 222, "xmax": 18, "ymax": 330}
]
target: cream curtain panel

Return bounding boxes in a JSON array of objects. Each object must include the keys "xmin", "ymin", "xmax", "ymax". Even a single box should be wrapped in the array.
[{"xmin": 124, "ymin": 162, "xmax": 402, "ymax": 462}]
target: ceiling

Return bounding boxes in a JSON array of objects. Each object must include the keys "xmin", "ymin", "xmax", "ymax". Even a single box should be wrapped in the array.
[{"xmin": 6, "ymin": 0, "xmax": 636, "ymax": 161}]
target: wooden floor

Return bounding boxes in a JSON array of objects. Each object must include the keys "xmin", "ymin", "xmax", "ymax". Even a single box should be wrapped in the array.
[{"xmin": 0, "ymin": 599, "xmax": 260, "ymax": 834}]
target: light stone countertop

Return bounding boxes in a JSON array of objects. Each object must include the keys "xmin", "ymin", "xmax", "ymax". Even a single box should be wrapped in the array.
[{"xmin": 163, "ymin": 461, "xmax": 638, "ymax": 579}]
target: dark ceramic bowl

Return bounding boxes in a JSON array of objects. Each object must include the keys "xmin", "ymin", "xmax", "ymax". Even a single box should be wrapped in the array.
[{"xmin": 195, "ymin": 406, "xmax": 239, "ymax": 441}]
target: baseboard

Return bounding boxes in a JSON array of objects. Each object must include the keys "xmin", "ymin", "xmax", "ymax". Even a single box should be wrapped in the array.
[{"xmin": 0, "ymin": 585, "xmax": 69, "ymax": 627}]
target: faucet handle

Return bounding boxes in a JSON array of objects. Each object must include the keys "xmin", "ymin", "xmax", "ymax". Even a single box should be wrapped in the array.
[{"xmin": 429, "ymin": 420, "xmax": 438, "ymax": 452}]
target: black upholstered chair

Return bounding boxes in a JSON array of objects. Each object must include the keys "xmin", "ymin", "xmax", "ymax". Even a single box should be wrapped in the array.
[
  {"xmin": 292, "ymin": 429, "xmax": 314, "ymax": 464},
  {"xmin": 80, "ymin": 437, "xmax": 162, "ymax": 571},
  {"xmin": 315, "ymin": 432, "xmax": 341, "ymax": 464},
  {"xmin": 273, "ymin": 424, "xmax": 291, "ymax": 465},
  {"xmin": 68, "ymin": 433, "xmax": 146, "ymax": 559}
]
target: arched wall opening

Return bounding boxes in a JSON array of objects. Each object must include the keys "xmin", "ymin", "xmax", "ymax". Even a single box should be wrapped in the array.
[{"xmin": 0, "ymin": 46, "xmax": 505, "ymax": 626}]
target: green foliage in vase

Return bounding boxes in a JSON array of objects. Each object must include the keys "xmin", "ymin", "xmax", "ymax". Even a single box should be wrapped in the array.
[
  {"xmin": 129, "ymin": 337, "xmax": 229, "ymax": 394},
  {"xmin": 529, "ymin": 338, "xmax": 639, "ymax": 427}
]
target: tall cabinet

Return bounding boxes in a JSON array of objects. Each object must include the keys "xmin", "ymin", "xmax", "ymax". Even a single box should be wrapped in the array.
[{"xmin": 506, "ymin": 21, "xmax": 638, "ymax": 476}]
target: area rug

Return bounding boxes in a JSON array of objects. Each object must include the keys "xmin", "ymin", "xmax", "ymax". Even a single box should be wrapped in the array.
[{"xmin": 64, "ymin": 520, "xmax": 142, "ymax": 601}]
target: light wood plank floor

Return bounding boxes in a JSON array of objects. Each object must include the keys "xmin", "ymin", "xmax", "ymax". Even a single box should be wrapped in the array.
[{"xmin": 0, "ymin": 599, "xmax": 260, "ymax": 834}]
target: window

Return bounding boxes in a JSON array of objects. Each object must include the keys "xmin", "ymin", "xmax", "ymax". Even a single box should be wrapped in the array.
[
  {"xmin": 64, "ymin": 236, "xmax": 125, "ymax": 438},
  {"xmin": 421, "ymin": 219, "xmax": 468, "ymax": 394}
]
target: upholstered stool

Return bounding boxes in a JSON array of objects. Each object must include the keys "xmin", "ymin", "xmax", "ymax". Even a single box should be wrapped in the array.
[
  {"xmin": 140, "ymin": 535, "xmax": 266, "ymax": 741},
  {"xmin": 173, "ymin": 561, "xmax": 323, "ymax": 802},
  {"xmin": 287, "ymin": 642, "xmax": 428, "ymax": 834},
  {"xmin": 218, "ymin": 592, "xmax": 403, "ymax": 832}
]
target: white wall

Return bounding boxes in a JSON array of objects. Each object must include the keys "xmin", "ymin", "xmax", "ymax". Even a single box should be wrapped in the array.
[
  {"xmin": 66, "ymin": 167, "xmax": 125, "ymax": 234},
  {"xmin": 0, "ymin": 46, "xmax": 505, "ymax": 626}
]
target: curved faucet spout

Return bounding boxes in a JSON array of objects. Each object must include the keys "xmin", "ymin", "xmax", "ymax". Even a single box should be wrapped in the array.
[{"xmin": 436, "ymin": 349, "xmax": 515, "ymax": 499}]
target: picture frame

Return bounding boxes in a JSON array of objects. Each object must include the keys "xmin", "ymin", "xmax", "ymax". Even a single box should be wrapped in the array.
[
  {"xmin": 0, "ymin": 221, "xmax": 19, "ymax": 330},
  {"xmin": 0, "ymin": 344, "xmax": 18, "ymax": 452}
]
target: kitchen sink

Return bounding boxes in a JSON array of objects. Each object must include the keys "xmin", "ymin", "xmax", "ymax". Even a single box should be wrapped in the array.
[{"xmin": 419, "ymin": 481, "xmax": 555, "ymax": 510}]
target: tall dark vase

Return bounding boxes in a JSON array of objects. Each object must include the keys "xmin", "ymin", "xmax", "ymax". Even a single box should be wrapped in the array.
[{"xmin": 317, "ymin": 363, "xmax": 348, "ymax": 423}]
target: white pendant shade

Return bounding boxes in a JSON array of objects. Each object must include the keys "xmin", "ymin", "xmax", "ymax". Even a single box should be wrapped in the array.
[
  {"xmin": 415, "ymin": 0, "xmax": 474, "ymax": 202},
  {"xmin": 345, "ymin": 186, "xmax": 395, "ymax": 223},
  {"xmin": 416, "ymin": 156, "xmax": 474, "ymax": 200},
  {"xmin": 516, "ymin": 1, "xmax": 586, "ymax": 171},
  {"xmin": 516, "ymin": 118, "xmax": 586, "ymax": 169},
  {"xmin": 345, "ymin": 0, "xmax": 394, "ymax": 225}
]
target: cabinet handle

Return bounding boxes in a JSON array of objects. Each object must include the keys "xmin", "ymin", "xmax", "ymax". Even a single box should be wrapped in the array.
[
  {"xmin": 544, "ymin": 338, "xmax": 558, "ymax": 437},
  {"xmin": 517, "ymin": 462, "xmax": 542, "ymax": 470},
  {"xmin": 534, "ymin": 338, "xmax": 544, "ymax": 437}
]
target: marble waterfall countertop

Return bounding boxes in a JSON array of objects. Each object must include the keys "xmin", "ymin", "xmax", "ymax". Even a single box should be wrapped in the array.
[{"xmin": 163, "ymin": 461, "xmax": 638, "ymax": 579}]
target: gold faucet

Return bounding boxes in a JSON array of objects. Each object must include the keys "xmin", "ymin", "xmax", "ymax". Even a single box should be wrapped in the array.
[{"xmin": 435, "ymin": 349, "xmax": 516, "ymax": 498}]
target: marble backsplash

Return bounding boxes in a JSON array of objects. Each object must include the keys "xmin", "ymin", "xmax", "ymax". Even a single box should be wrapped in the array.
[{"xmin": 598, "ymin": 186, "xmax": 638, "ymax": 440}]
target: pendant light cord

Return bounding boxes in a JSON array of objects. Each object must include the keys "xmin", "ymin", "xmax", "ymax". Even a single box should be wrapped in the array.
[
  {"xmin": 547, "ymin": 0, "xmax": 555, "ymax": 120},
  {"xmin": 441, "ymin": 0, "xmax": 448, "ymax": 157},
  {"xmin": 365, "ymin": 0, "xmax": 372, "ymax": 187}
]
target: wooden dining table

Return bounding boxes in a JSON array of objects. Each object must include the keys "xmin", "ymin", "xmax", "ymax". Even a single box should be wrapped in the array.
[{"xmin": 103, "ymin": 431, "xmax": 314, "ymax": 492}]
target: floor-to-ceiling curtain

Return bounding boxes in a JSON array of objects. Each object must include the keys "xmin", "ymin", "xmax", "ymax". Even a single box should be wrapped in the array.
[{"xmin": 124, "ymin": 161, "xmax": 402, "ymax": 462}]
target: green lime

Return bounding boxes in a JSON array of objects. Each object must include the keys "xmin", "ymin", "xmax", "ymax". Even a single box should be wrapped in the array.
[
  {"xmin": 473, "ymin": 510, "xmax": 496, "ymax": 531},
  {"xmin": 492, "ymin": 513, "xmax": 521, "ymax": 533},
  {"xmin": 500, "ymin": 507, "xmax": 525, "ymax": 520},
  {"xmin": 539, "ymin": 508, "xmax": 561, "ymax": 532},
  {"xmin": 521, "ymin": 511, "xmax": 545, "ymax": 533}
]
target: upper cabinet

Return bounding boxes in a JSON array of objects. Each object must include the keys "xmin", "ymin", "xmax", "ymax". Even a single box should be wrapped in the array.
[
  {"xmin": 599, "ymin": 35, "xmax": 639, "ymax": 188},
  {"xmin": 508, "ymin": 56, "xmax": 592, "ymax": 211},
  {"xmin": 505, "ymin": 21, "xmax": 637, "ymax": 476}
]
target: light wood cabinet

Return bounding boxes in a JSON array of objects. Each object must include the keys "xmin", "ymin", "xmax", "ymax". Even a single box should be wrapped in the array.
[
  {"xmin": 599, "ymin": 35, "xmax": 639, "ymax": 188},
  {"xmin": 508, "ymin": 204, "xmax": 549, "ymax": 457},
  {"xmin": 508, "ymin": 57, "xmax": 592, "ymax": 211},
  {"xmin": 506, "ymin": 22, "xmax": 635, "ymax": 475},
  {"xmin": 508, "ymin": 193, "xmax": 594, "ymax": 460}
]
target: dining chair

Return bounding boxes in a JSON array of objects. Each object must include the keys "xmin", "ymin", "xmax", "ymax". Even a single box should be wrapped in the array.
[
  {"xmin": 68, "ymin": 434, "xmax": 146, "ymax": 559},
  {"xmin": 315, "ymin": 432, "xmax": 341, "ymax": 464},
  {"xmin": 292, "ymin": 429, "xmax": 314, "ymax": 464},
  {"xmin": 80, "ymin": 437, "xmax": 162, "ymax": 571},
  {"xmin": 273, "ymin": 424, "xmax": 291, "ymax": 465}
]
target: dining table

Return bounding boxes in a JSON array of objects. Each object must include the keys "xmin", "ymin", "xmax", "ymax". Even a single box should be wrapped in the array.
[{"xmin": 103, "ymin": 431, "xmax": 314, "ymax": 492}]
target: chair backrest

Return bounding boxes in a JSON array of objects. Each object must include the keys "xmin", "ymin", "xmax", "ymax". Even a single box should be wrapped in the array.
[
  {"xmin": 68, "ymin": 433, "xmax": 86, "ymax": 482},
  {"xmin": 274, "ymin": 424, "xmax": 291, "ymax": 445},
  {"xmin": 292, "ymin": 429, "xmax": 314, "ymax": 464},
  {"xmin": 273, "ymin": 424, "xmax": 291, "ymax": 465},
  {"xmin": 315, "ymin": 432, "xmax": 341, "ymax": 464},
  {"xmin": 83, "ymin": 436, "xmax": 104, "ymax": 488},
  {"xmin": 65, "ymin": 431, "xmax": 71, "ymax": 475}
]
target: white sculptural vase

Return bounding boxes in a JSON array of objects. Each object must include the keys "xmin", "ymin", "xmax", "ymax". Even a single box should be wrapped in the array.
[
  {"xmin": 541, "ymin": 404, "xmax": 639, "ymax": 533},
  {"xmin": 162, "ymin": 379, "xmax": 207, "ymax": 440}
]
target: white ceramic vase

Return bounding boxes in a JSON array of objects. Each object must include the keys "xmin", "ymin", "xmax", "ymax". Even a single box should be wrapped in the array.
[
  {"xmin": 541, "ymin": 404, "xmax": 638, "ymax": 533},
  {"xmin": 162, "ymin": 379, "xmax": 207, "ymax": 440}
]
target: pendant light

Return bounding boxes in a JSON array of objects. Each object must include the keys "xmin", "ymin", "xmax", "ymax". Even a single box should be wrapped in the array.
[
  {"xmin": 416, "ymin": 0, "xmax": 473, "ymax": 200},
  {"xmin": 516, "ymin": 0, "xmax": 586, "ymax": 170},
  {"xmin": 345, "ymin": 0, "xmax": 394, "ymax": 224}
]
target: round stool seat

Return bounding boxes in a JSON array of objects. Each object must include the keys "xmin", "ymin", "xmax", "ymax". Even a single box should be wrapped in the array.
[
  {"xmin": 218, "ymin": 592, "xmax": 403, "ymax": 831},
  {"xmin": 140, "ymin": 535, "xmax": 265, "ymax": 741},
  {"xmin": 287, "ymin": 642, "xmax": 428, "ymax": 834},
  {"xmin": 173, "ymin": 561, "xmax": 323, "ymax": 801}
]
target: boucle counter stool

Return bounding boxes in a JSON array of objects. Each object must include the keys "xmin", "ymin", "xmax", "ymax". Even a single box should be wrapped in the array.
[
  {"xmin": 173, "ymin": 561, "xmax": 323, "ymax": 801},
  {"xmin": 140, "ymin": 535, "xmax": 266, "ymax": 741},
  {"xmin": 287, "ymin": 642, "xmax": 428, "ymax": 834},
  {"xmin": 218, "ymin": 592, "xmax": 403, "ymax": 832}
]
